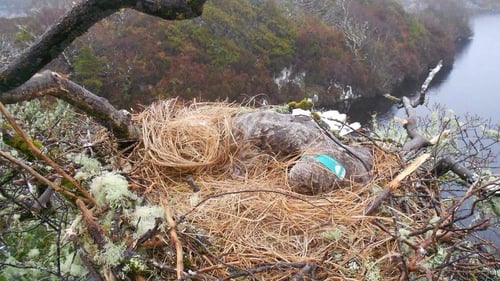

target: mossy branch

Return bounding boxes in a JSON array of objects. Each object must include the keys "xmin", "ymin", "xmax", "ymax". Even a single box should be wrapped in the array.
[{"xmin": 0, "ymin": 101, "xmax": 95, "ymax": 204}]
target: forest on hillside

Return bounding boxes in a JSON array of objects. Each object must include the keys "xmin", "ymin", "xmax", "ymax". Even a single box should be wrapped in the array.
[{"xmin": 0, "ymin": 0, "xmax": 471, "ymax": 108}]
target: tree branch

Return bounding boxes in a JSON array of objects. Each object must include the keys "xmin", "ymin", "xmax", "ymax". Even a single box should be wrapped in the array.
[
  {"xmin": 0, "ymin": 0, "xmax": 207, "ymax": 93},
  {"xmin": 433, "ymin": 156, "xmax": 480, "ymax": 184},
  {"xmin": 399, "ymin": 60, "xmax": 444, "ymax": 152},
  {"xmin": 411, "ymin": 60, "xmax": 443, "ymax": 107},
  {"xmin": 401, "ymin": 96, "xmax": 431, "ymax": 152},
  {"xmin": 0, "ymin": 70, "xmax": 139, "ymax": 140}
]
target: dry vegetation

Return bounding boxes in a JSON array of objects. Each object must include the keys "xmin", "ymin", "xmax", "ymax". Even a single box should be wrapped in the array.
[
  {"xmin": 104, "ymin": 100, "xmax": 497, "ymax": 280},
  {"xmin": 0, "ymin": 98, "xmax": 498, "ymax": 280}
]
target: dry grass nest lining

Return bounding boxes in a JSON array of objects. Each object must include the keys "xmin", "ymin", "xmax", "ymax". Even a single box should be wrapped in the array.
[{"xmin": 131, "ymin": 100, "xmax": 422, "ymax": 280}]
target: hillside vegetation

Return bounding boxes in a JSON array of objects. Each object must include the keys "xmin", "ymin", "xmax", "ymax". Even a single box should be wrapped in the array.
[{"xmin": 1, "ymin": 0, "xmax": 471, "ymax": 107}]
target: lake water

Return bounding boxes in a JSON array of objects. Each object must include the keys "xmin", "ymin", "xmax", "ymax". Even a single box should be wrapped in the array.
[
  {"xmin": 344, "ymin": 14, "xmax": 500, "ymax": 127},
  {"xmin": 346, "ymin": 13, "xmax": 500, "ymax": 248},
  {"xmin": 420, "ymin": 14, "xmax": 500, "ymax": 123},
  {"xmin": 345, "ymin": 13, "xmax": 500, "ymax": 171},
  {"xmin": 429, "ymin": 13, "xmax": 500, "ymax": 250}
]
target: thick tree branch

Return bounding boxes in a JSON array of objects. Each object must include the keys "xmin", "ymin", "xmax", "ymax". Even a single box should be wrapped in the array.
[
  {"xmin": 432, "ymin": 156, "xmax": 480, "ymax": 184},
  {"xmin": 0, "ymin": 0, "xmax": 207, "ymax": 93},
  {"xmin": 401, "ymin": 96, "xmax": 431, "ymax": 152},
  {"xmin": 0, "ymin": 70, "xmax": 139, "ymax": 140},
  {"xmin": 400, "ymin": 61, "xmax": 444, "ymax": 152}
]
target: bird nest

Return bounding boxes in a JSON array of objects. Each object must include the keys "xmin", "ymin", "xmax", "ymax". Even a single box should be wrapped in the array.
[{"xmin": 124, "ymin": 99, "xmax": 497, "ymax": 280}]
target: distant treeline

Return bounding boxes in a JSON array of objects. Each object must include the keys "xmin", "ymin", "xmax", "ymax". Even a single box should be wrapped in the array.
[{"xmin": 0, "ymin": 0, "xmax": 471, "ymax": 108}]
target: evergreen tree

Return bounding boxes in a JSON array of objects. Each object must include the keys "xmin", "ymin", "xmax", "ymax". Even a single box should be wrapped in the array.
[{"xmin": 73, "ymin": 44, "xmax": 107, "ymax": 93}]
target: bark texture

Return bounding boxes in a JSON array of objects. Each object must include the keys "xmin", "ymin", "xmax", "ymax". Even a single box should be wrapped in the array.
[
  {"xmin": 233, "ymin": 110, "xmax": 372, "ymax": 195},
  {"xmin": 401, "ymin": 61, "xmax": 443, "ymax": 152},
  {"xmin": 1, "ymin": 70, "xmax": 139, "ymax": 141}
]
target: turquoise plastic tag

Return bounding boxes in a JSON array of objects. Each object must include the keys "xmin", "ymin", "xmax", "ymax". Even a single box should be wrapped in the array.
[{"xmin": 305, "ymin": 154, "xmax": 346, "ymax": 180}]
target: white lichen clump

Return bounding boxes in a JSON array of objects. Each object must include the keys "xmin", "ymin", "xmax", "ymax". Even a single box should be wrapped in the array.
[
  {"xmin": 72, "ymin": 153, "xmax": 102, "ymax": 181},
  {"xmin": 132, "ymin": 205, "xmax": 165, "ymax": 238},
  {"xmin": 73, "ymin": 153, "xmax": 101, "ymax": 174},
  {"xmin": 61, "ymin": 251, "xmax": 89, "ymax": 277},
  {"xmin": 95, "ymin": 242, "xmax": 126, "ymax": 267},
  {"xmin": 90, "ymin": 172, "xmax": 137, "ymax": 208},
  {"xmin": 364, "ymin": 258, "xmax": 381, "ymax": 281},
  {"xmin": 27, "ymin": 248, "xmax": 40, "ymax": 258}
]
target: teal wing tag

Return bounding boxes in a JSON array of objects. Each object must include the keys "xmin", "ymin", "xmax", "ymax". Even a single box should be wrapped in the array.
[{"xmin": 304, "ymin": 154, "xmax": 346, "ymax": 180}]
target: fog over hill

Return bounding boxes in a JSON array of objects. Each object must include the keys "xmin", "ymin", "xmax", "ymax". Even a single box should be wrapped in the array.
[
  {"xmin": 0, "ymin": 0, "xmax": 72, "ymax": 18},
  {"xmin": 0, "ymin": 0, "xmax": 31, "ymax": 18},
  {"xmin": 399, "ymin": 0, "xmax": 500, "ymax": 13}
]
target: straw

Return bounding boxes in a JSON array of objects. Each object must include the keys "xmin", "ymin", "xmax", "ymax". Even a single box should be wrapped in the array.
[{"xmin": 127, "ymin": 100, "xmax": 450, "ymax": 280}]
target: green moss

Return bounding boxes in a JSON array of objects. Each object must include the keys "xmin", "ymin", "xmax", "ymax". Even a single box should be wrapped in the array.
[
  {"xmin": 1, "ymin": 124, "xmax": 42, "ymax": 159},
  {"xmin": 311, "ymin": 111, "xmax": 321, "ymax": 120},
  {"xmin": 287, "ymin": 98, "xmax": 314, "ymax": 110},
  {"xmin": 488, "ymin": 196, "xmax": 500, "ymax": 217},
  {"xmin": 124, "ymin": 256, "xmax": 148, "ymax": 273}
]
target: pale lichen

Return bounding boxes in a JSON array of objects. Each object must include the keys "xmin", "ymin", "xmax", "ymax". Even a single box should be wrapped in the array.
[
  {"xmin": 364, "ymin": 258, "xmax": 381, "ymax": 281},
  {"xmin": 323, "ymin": 225, "xmax": 346, "ymax": 242},
  {"xmin": 132, "ymin": 205, "xmax": 165, "ymax": 238},
  {"xmin": 27, "ymin": 248, "xmax": 40, "ymax": 258},
  {"xmin": 90, "ymin": 172, "xmax": 137, "ymax": 208},
  {"xmin": 95, "ymin": 242, "xmax": 126, "ymax": 267},
  {"xmin": 73, "ymin": 153, "xmax": 101, "ymax": 173},
  {"xmin": 61, "ymin": 251, "xmax": 89, "ymax": 277}
]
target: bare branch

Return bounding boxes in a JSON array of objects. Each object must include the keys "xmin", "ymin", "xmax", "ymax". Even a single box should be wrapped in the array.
[
  {"xmin": 401, "ymin": 96, "xmax": 431, "ymax": 151},
  {"xmin": 1, "ymin": 70, "xmax": 139, "ymax": 140},
  {"xmin": 0, "ymin": 150, "xmax": 79, "ymax": 202},
  {"xmin": 412, "ymin": 60, "xmax": 443, "ymax": 107}
]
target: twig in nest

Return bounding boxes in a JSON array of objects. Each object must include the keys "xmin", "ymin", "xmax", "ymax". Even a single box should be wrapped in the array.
[
  {"xmin": 110, "ymin": 207, "xmax": 123, "ymax": 243},
  {"xmin": 179, "ymin": 189, "xmax": 328, "ymax": 223},
  {"xmin": 220, "ymin": 261, "xmax": 310, "ymax": 281},
  {"xmin": 0, "ymin": 150, "xmax": 79, "ymax": 201},
  {"xmin": 0, "ymin": 101, "xmax": 95, "ymax": 204},
  {"xmin": 363, "ymin": 153, "xmax": 430, "ymax": 216},
  {"xmin": 186, "ymin": 175, "xmax": 200, "ymax": 192},
  {"xmin": 290, "ymin": 262, "xmax": 317, "ymax": 281},
  {"xmin": 142, "ymin": 257, "xmax": 177, "ymax": 273},
  {"xmin": 163, "ymin": 204, "xmax": 184, "ymax": 280},
  {"xmin": 130, "ymin": 217, "xmax": 163, "ymax": 251},
  {"xmin": 73, "ymin": 239, "xmax": 104, "ymax": 281},
  {"xmin": 76, "ymin": 199, "xmax": 106, "ymax": 249},
  {"xmin": 388, "ymin": 197, "xmax": 410, "ymax": 279}
]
